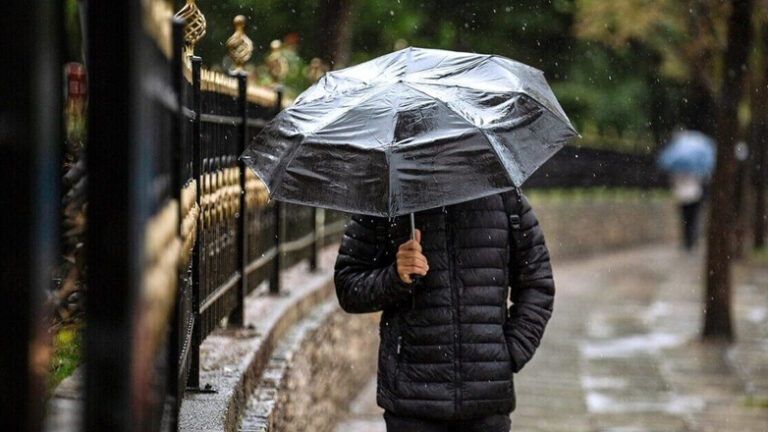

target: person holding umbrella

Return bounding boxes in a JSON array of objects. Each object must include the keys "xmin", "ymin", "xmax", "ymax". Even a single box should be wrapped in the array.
[
  {"xmin": 242, "ymin": 47, "xmax": 577, "ymax": 431},
  {"xmin": 657, "ymin": 128, "xmax": 715, "ymax": 251},
  {"xmin": 335, "ymin": 189, "xmax": 554, "ymax": 431}
]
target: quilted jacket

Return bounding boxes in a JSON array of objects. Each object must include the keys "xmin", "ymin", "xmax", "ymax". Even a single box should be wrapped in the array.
[{"xmin": 333, "ymin": 189, "xmax": 554, "ymax": 420}]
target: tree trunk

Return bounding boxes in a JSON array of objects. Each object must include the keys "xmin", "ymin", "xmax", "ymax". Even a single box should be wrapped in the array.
[
  {"xmin": 750, "ymin": 23, "xmax": 768, "ymax": 250},
  {"xmin": 316, "ymin": 0, "xmax": 355, "ymax": 69},
  {"xmin": 684, "ymin": 81, "xmax": 717, "ymax": 136},
  {"xmin": 703, "ymin": 0, "xmax": 753, "ymax": 341}
]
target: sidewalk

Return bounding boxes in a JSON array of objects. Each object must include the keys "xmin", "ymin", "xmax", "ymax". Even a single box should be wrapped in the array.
[{"xmin": 335, "ymin": 245, "xmax": 768, "ymax": 432}]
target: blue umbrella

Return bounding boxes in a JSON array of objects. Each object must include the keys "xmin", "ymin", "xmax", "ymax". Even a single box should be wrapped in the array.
[{"xmin": 657, "ymin": 130, "xmax": 716, "ymax": 178}]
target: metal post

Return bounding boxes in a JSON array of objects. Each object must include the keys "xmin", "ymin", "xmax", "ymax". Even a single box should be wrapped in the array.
[
  {"xmin": 270, "ymin": 88, "xmax": 284, "ymax": 294},
  {"xmin": 188, "ymin": 55, "xmax": 202, "ymax": 389},
  {"xmin": 84, "ymin": 0, "xmax": 138, "ymax": 430},
  {"xmin": 311, "ymin": 208, "xmax": 325, "ymax": 271},
  {"xmin": 0, "ymin": 1, "xmax": 60, "ymax": 430},
  {"xmin": 167, "ymin": 18, "xmax": 185, "ymax": 429},
  {"xmin": 230, "ymin": 72, "xmax": 248, "ymax": 325},
  {"xmin": 309, "ymin": 208, "xmax": 319, "ymax": 271},
  {"xmin": 271, "ymin": 200, "xmax": 282, "ymax": 294}
]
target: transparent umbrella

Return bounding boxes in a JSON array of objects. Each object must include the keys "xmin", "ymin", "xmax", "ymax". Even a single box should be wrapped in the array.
[{"xmin": 242, "ymin": 46, "xmax": 578, "ymax": 239}]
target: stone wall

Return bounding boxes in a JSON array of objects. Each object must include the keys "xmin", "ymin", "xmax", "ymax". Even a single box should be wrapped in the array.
[
  {"xmin": 237, "ymin": 298, "xmax": 380, "ymax": 432},
  {"xmin": 271, "ymin": 309, "xmax": 379, "ymax": 432},
  {"xmin": 529, "ymin": 193, "xmax": 678, "ymax": 261}
]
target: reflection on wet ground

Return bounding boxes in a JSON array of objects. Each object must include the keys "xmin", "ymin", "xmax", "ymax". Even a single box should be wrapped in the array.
[{"xmin": 335, "ymin": 245, "xmax": 768, "ymax": 432}]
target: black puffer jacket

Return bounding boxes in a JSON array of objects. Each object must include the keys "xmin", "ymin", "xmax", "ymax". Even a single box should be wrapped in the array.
[{"xmin": 334, "ymin": 190, "xmax": 554, "ymax": 420}]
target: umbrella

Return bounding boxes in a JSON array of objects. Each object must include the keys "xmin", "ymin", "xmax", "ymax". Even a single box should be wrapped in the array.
[
  {"xmin": 657, "ymin": 130, "xmax": 716, "ymax": 178},
  {"xmin": 242, "ymin": 46, "xmax": 577, "ymax": 226}
]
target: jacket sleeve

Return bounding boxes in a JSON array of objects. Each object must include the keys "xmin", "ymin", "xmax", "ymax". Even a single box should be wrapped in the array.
[
  {"xmin": 334, "ymin": 214, "xmax": 415, "ymax": 313},
  {"xmin": 502, "ymin": 191, "xmax": 555, "ymax": 373}
]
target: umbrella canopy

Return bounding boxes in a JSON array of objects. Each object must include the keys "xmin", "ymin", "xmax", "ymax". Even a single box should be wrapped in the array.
[
  {"xmin": 242, "ymin": 47, "xmax": 578, "ymax": 217},
  {"xmin": 657, "ymin": 130, "xmax": 716, "ymax": 178}
]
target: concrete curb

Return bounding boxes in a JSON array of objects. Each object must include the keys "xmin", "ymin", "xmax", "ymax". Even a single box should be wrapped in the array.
[{"xmin": 180, "ymin": 252, "xmax": 338, "ymax": 432}]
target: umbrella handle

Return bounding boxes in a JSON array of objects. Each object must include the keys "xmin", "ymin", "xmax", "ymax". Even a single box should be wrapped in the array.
[{"xmin": 410, "ymin": 213, "xmax": 423, "ymax": 283}]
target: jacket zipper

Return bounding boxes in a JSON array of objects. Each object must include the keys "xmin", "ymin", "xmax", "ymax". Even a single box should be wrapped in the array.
[
  {"xmin": 446, "ymin": 207, "xmax": 461, "ymax": 414},
  {"xmin": 392, "ymin": 309, "xmax": 403, "ymax": 392},
  {"xmin": 395, "ymin": 333, "xmax": 402, "ymax": 392}
]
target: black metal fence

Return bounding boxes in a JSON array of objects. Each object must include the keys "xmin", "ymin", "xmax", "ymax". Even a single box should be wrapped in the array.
[
  {"xmin": 524, "ymin": 145, "xmax": 668, "ymax": 189},
  {"xmin": 81, "ymin": 1, "xmax": 346, "ymax": 431},
  {"xmin": 1, "ymin": 2, "xmax": 62, "ymax": 431}
]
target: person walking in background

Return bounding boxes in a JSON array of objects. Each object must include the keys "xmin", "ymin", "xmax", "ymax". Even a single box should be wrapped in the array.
[
  {"xmin": 670, "ymin": 172, "xmax": 706, "ymax": 251},
  {"xmin": 657, "ymin": 128, "xmax": 715, "ymax": 252},
  {"xmin": 334, "ymin": 189, "xmax": 555, "ymax": 432}
]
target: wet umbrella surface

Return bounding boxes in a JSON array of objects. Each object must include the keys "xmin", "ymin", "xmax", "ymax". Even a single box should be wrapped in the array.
[{"xmin": 242, "ymin": 46, "xmax": 578, "ymax": 217}]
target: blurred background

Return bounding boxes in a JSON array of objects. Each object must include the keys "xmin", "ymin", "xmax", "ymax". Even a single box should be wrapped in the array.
[{"xmin": 3, "ymin": 0, "xmax": 766, "ymax": 431}]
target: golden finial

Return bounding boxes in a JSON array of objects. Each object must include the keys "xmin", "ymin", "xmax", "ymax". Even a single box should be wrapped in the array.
[
  {"xmin": 266, "ymin": 39, "xmax": 288, "ymax": 83},
  {"xmin": 174, "ymin": 0, "xmax": 206, "ymax": 55},
  {"xmin": 226, "ymin": 15, "xmax": 253, "ymax": 73}
]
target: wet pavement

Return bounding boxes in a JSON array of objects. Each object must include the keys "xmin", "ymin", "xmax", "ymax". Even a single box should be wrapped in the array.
[{"xmin": 334, "ymin": 245, "xmax": 768, "ymax": 432}]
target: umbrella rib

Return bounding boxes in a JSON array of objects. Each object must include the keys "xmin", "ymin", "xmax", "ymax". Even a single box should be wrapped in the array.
[
  {"xmin": 404, "ymin": 78, "xmax": 574, "ymax": 133},
  {"xmin": 400, "ymin": 81, "xmax": 518, "ymax": 188},
  {"xmin": 269, "ymin": 84, "xmax": 397, "ymax": 195},
  {"xmin": 488, "ymin": 56, "xmax": 573, "ymax": 127},
  {"xmin": 297, "ymin": 84, "xmax": 395, "ymax": 137}
]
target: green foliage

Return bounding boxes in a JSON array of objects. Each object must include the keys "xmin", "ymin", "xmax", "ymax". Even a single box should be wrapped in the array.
[
  {"xmin": 49, "ymin": 325, "xmax": 83, "ymax": 393},
  {"xmin": 64, "ymin": 0, "xmax": 83, "ymax": 62},
  {"xmin": 526, "ymin": 187, "xmax": 670, "ymax": 205},
  {"xmin": 552, "ymin": 44, "xmax": 650, "ymax": 138},
  {"xmin": 742, "ymin": 395, "xmax": 768, "ymax": 409},
  {"xmin": 194, "ymin": 0, "xmax": 322, "ymax": 68},
  {"xmin": 189, "ymin": 0, "xmax": 718, "ymax": 153},
  {"xmin": 348, "ymin": 0, "xmax": 575, "ymax": 78},
  {"xmin": 749, "ymin": 246, "xmax": 768, "ymax": 266}
]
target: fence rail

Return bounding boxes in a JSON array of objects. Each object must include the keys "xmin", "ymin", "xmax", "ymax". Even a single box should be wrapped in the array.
[{"xmin": 80, "ymin": 1, "xmax": 345, "ymax": 431}]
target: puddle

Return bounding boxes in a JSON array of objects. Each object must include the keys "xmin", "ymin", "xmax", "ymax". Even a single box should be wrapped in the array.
[
  {"xmin": 640, "ymin": 301, "xmax": 670, "ymax": 323},
  {"xmin": 585, "ymin": 391, "xmax": 705, "ymax": 414},
  {"xmin": 581, "ymin": 375, "xmax": 628, "ymax": 390},
  {"xmin": 580, "ymin": 333, "xmax": 686, "ymax": 359},
  {"xmin": 746, "ymin": 306, "xmax": 767, "ymax": 323},
  {"xmin": 587, "ymin": 316, "xmax": 619, "ymax": 338}
]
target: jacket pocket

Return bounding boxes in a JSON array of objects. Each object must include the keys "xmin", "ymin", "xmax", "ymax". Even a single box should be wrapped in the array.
[{"xmin": 500, "ymin": 328, "xmax": 516, "ymax": 397}]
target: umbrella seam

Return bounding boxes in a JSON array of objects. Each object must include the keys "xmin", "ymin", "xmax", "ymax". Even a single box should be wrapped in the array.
[
  {"xmin": 488, "ymin": 56, "xmax": 574, "ymax": 128},
  {"xmin": 269, "ymin": 82, "xmax": 400, "ymax": 193},
  {"xmin": 400, "ymin": 81, "xmax": 518, "ymax": 188},
  {"xmin": 405, "ymin": 78, "xmax": 576, "ymax": 136}
]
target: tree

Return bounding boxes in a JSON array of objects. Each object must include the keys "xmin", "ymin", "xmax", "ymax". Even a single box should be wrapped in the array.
[
  {"xmin": 703, "ymin": 0, "xmax": 754, "ymax": 341},
  {"xmin": 573, "ymin": 0, "xmax": 728, "ymax": 137},
  {"xmin": 749, "ymin": 17, "xmax": 768, "ymax": 250},
  {"xmin": 316, "ymin": 0, "xmax": 355, "ymax": 68}
]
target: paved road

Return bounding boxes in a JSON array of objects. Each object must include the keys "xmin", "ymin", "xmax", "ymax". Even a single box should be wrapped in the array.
[{"xmin": 335, "ymin": 245, "xmax": 768, "ymax": 432}]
